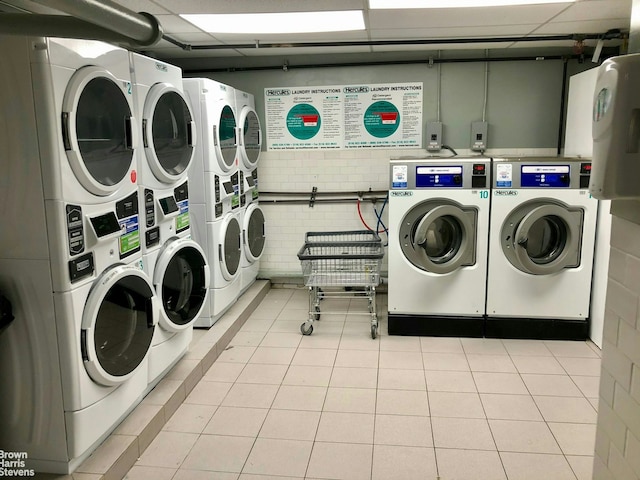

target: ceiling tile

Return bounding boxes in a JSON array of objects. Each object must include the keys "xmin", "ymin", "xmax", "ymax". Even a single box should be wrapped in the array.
[
  {"xmin": 533, "ymin": 18, "xmax": 630, "ymax": 34},
  {"xmin": 152, "ymin": 0, "xmax": 366, "ymax": 14},
  {"xmin": 156, "ymin": 13, "xmax": 206, "ymax": 33},
  {"xmin": 208, "ymin": 31, "xmax": 370, "ymax": 44},
  {"xmin": 110, "ymin": 0, "xmax": 171, "ymax": 15},
  {"xmin": 551, "ymin": 0, "xmax": 631, "ymax": 22}
]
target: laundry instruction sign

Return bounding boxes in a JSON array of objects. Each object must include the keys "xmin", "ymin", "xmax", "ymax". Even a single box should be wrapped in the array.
[{"xmin": 265, "ymin": 82, "xmax": 422, "ymax": 150}]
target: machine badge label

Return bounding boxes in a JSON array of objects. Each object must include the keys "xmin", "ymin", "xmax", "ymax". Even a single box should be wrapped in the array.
[
  {"xmin": 119, "ymin": 214, "xmax": 140, "ymax": 258},
  {"xmin": 390, "ymin": 191, "xmax": 413, "ymax": 197},
  {"xmin": 176, "ymin": 200, "xmax": 190, "ymax": 233},
  {"xmin": 494, "ymin": 190, "xmax": 518, "ymax": 196},
  {"xmin": 496, "ymin": 163, "xmax": 512, "ymax": 188},
  {"xmin": 392, "ymin": 165, "xmax": 408, "ymax": 189}
]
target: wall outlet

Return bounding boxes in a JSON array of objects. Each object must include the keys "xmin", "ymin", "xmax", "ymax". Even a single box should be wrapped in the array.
[
  {"xmin": 426, "ymin": 122, "xmax": 443, "ymax": 151},
  {"xmin": 471, "ymin": 121, "xmax": 488, "ymax": 151}
]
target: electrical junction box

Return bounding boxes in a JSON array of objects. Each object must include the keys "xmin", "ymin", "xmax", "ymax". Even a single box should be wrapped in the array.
[
  {"xmin": 471, "ymin": 121, "xmax": 488, "ymax": 151},
  {"xmin": 425, "ymin": 122, "xmax": 443, "ymax": 151}
]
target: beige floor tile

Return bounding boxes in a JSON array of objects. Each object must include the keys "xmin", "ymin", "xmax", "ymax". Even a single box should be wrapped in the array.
[
  {"xmin": 242, "ymin": 438, "xmax": 313, "ymax": 477},
  {"xmin": 258, "ymin": 409, "xmax": 321, "ymax": 441},
  {"xmin": 217, "ymin": 346, "xmax": 257, "ymax": 363},
  {"xmin": 203, "ymin": 406, "xmax": 269, "ymax": 437},
  {"xmin": 311, "ymin": 321, "xmax": 346, "ymax": 334},
  {"xmin": 315, "ymin": 411, "xmax": 375, "ymax": 444},
  {"xmin": 422, "ymin": 352, "xmax": 470, "ymax": 371},
  {"xmin": 291, "ymin": 347, "xmax": 337, "ymax": 367},
  {"xmin": 461, "ymin": 338, "xmax": 508, "ymax": 355},
  {"xmin": 330, "ymin": 366, "xmax": 378, "ymax": 388},
  {"xmin": 268, "ymin": 321, "xmax": 303, "ymax": 334},
  {"xmin": 236, "ymin": 364, "xmax": 288, "ymax": 385},
  {"xmin": 173, "ymin": 470, "xmax": 239, "ymax": 480},
  {"xmin": 467, "ymin": 354, "xmax": 517, "ymax": 373},
  {"xmin": 431, "ymin": 417, "xmax": 496, "ymax": 450},
  {"xmin": 544, "ymin": 341, "xmax": 600, "ymax": 358},
  {"xmin": 500, "ymin": 452, "xmax": 577, "ymax": 480},
  {"xmin": 566, "ymin": 455, "xmax": 594, "ymax": 480},
  {"xmin": 436, "ymin": 448, "xmax": 507, "ymax": 480},
  {"xmin": 299, "ymin": 333, "xmax": 341, "ymax": 349},
  {"xmin": 374, "ymin": 414, "xmax": 433, "ymax": 447},
  {"xmin": 548, "ymin": 422, "xmax": 597, "ymax": 455},
  {"xmin": 429, "ymin": 392, "xmax": 485, "ymax": 418},
  {"xmin": 239, "ymin": 319, "xmax": 273, "ymax": 334},
  {"xmin": 259, "ymin": 332, "xmax": 302, "ymax": 348},
  {"xmin": 377, "ymin": 368, "xmax": 426, "ymax": 390},
  {"xmin": 221, "ymin": 383, "xmax": 279, "ymax": 409},
  {"xmin": 184, "ymin": 381, "xmax": 233, "ymax": 406},
  {"xmin": 249, "ymin": 346, "xmax": 297, "ymax": 365},
  {"xmin": 372, "ymin": 445, "xmax": 437, "ymax": 480},
  {"xmin": 324, "ymin": 387, "xmax": 377, "ymax": 413},
  {"xmin": 306, "ymin": 442, "xmax": 373, "ymax": 480},
  {"xmin": 511, "ymin": 355, "xmax": 566, "ymax": 374},
  {"xmin": 123, "ymin": 466, "xmax": 176, "ymax": 480},
  {"xmin": 335, "ymin": 348, "xmax": 379, "ymax": 367},
  {"xmin": 480, "ymin": 394, "xmax": 543, "ymax": 421},
  {"xmin": 473, "ymin": 372, "xmax": 529, "ymax": 394},
  {"xmin": 283, "ymin": 365, "xmax": 333, "ymax": 387},
  {"xmin": 557, "ymin": 357, "xmax": 602, "ymax": 376},
  {"xmin": 238, "ymin": 475, "xmax": 301, "ymax": 480},
  {"xmin": 534, "ymin": 396, "xmax": 597, "ymax": 423},
  {"xmin": 420, "ymin": 337, "xmax": 464, "ymax": 353},
  {"xmin": 271, "ymin": 385, "xmax": 327, "ymax": 411},
  {"xmin": 521, "ymin": 374, "xmax": 583, "ymax": 397},
  {"xmin": 572, "ymin": 375, "xmax": 600, "ymax": 398},
  {"xmin": 230, "ymin": 332, "xmax": 266, "ymax": 347},
  {"xmin": 181, "ymin": 435, "xmax": 254, "ymax": 473},
  {"xmin": 342, "ymin": 322, "xmax": 375, "ymax": 336},
  {"xmin": 425, "ymin": 370, "xmax": 477, "ymax": 393},
  {"xmin": 379, "ymin": 335, "xmax": 421, "ymax": 352},
  {"xmin": 490, "ymin": 419, "xmax": 561, "ymax": 454},
  {"xmin": 502, "ymin": 339, "xmax": 554, "ymax": 356},
  {"xmin": 136, "ymin": 431, "xmax": 199, "ymax": 469},
  {"xmin": 376, "ymin": 389, "xmax": 430, "ymax": 416},
  {"xmin": 163, "ymin": 404, "xmax": 217, "ymax": 434},
  {"xmin": 378, "ymin": 350, "xmax": 424, "ymax": 370},
  {"xmin": 339, "ymin": 335, "xmax": 381, "ymax": 351},
  {"xmin": 203, "ymin": 362, "xmax": 245, "ymax": 382}
]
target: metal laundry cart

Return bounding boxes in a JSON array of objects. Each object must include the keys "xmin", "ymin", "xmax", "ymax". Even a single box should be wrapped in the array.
[{"xmin": 297, "ymin": 230, "xmax": 384, "ymax": 338}]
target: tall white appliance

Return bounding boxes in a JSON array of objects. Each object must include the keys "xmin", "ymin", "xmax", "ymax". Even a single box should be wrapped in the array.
[
  {"xmin": 0, "ymin": 36, "xmax": 159, "ymax": 473},
  {"xmin": 184, "ymin": 78, "xmax": 242, "ymax": 327},
  {"xmin": 130, "ymin": 53, "xmax": 210, "ymax": 387}
]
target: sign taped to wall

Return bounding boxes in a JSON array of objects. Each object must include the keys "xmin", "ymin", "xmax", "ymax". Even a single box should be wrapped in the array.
[{"xmin": 265, "ymin": 82, "xmax": 423, "ymax": 150}]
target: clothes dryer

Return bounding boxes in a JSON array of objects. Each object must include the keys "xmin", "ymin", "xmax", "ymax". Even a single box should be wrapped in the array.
[
  {"xmin": 0, "ymin": 36, "xmax": 158, "ymax": 473},
  {"xmin": 388, "ymin": 157, "xmax": 491, "ymax": 337},
  {"xmin": 184, "ymin": 78, "xmax": 242, "ymax": 326},
  {"xmin": 485, "ymin": 157, "xmax": 598, "ymax": 339},
  {"xmin": 130, "ymin": 54, "xmax": 210, "ymax": 387}
]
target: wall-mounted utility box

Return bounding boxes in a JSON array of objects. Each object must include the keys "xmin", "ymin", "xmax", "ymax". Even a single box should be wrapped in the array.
[
  {"xmin": 471, "ymin": 121, "xmax": 488, "ymax": 151},
  {"xmin": 425, "ymin": 122, "xmax": 443, "ymax": 151}
]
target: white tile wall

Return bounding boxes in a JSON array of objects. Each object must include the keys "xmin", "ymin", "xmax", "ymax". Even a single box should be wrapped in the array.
[{"xmin": 596, "ymin": 215, "xmax": 640, "ymax": 479}]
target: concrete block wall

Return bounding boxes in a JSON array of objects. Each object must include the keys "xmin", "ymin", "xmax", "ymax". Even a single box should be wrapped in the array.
[{"xmin": 594, "ymin": 215, "xmax": 640, "ymax": 480}]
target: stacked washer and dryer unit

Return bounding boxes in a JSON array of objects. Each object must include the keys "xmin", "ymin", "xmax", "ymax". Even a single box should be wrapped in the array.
[
  {"xmin": 129, "ymin": 53, "xmax": 210, "ymax": 389},
  {"xmin": 0, "ymin": 36, "xmax": 159, "ymax": 473},
  {"xmin": 388, "ymin": 156, "xmax": 598, "ymax": 339}
]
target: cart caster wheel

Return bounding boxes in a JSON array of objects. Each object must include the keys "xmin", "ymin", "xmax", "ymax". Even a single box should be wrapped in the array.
[
  {"xmin": 301, "ymin": 323, "xmax": 314, "ymax": 335},
  {"xmin": 314, "ymin": 305, "xmax": 321, "ymax": 321},
  {"xmin": 371, "ymin": 325, "xmax": 377, "ymax": 339}
]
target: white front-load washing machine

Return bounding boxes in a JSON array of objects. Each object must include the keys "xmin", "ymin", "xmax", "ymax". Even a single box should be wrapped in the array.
[
  {"xmin": 0, "ymin": 36, "xmax": 158, "ymax": 473},
  {"xmin": 485, "ymin": 157, "xmax": 598, "ymax": 339},
  {"xmin": 184, "ymin": 78, "xmax": 242, "ymax": 327},
  {"xmin": 235, "ymin": 89, "xmax": 266, "ymax": 293},
  {"xmin": 130, "ymin": 53, "xmax": 210, "ymax": 388},
  {"xmin": 388, "ymin": 157, "xmax": 491, "ymax": 337}
]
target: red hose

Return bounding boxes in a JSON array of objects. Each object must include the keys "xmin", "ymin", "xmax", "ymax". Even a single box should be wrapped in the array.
[{"xmin": 357, "ymin": 199, "xmax": 385, "ymax": 233}]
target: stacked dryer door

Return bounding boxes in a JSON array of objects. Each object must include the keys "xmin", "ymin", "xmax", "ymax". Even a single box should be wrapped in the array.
[
  {"xmin": 0, "ymin": 36, "xmax": 158, "ymax": 473},
  {"xmin": 235, "ymin": 89, "xmax": 265, "ymax": 293},
  {"xmin": 485, "ymin": 158, "xmax": 598, "ymax": 339},
  {"xmin": 184, "ymin": 78, "xmax": 242, "ymax": 327},
  {"xmin": 130, "ymin": 53, "xmax": 210, "ymax": 387},
  {"xmin": 388, "ymin": 158, "xmax": 491, "ymax": 337}
]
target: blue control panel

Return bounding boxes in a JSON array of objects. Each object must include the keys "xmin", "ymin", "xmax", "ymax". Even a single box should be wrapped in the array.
[
  {"xmin": 520, "ymin": 165, "xmax": 570, "ymax": 188},
  {"xmin": 416, "ymin": 166, "xmax": 463, "ymax": 188}
]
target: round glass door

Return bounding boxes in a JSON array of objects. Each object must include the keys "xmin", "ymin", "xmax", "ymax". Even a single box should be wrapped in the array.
[
  {"xmin": 144, "ymin": 85, "xmax": 195, "ymax": 183},
  {"xmin": 82, "ymin": 265, "xmax": 157, "ymax": 386},
  {"xmin": 520, "ymin": 215, "xmax": 567, "ymax": 265},
  {"xmin": 244, "ymin": 205, "xmax": 265, "ymax": 262},
  {"xmin": 220, "ymin": 215, "xmax": 241, "ymax": 280},
  {"xmin": 217, "ymin": 104, "xmax": 237, "ymax": 172},
  {"xmin": 418, "ymin": 215, "xmax": 463, "ymax": 265},
  {"xmin": 240, "ymin": 109, "xmax": 262, "ymax": 169},
  {"xmin": 63, "ymin": 66, "xmax": 134, "ymax": 196}
]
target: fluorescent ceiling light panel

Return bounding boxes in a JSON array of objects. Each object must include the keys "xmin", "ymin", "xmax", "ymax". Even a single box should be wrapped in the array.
[
  {"xmin": 369, "ymin": 0, "xmax": 575, "ymax": 8},
  {"xmin": 181, "ymin": 11, "xmax": 365, "ymax": 34}
]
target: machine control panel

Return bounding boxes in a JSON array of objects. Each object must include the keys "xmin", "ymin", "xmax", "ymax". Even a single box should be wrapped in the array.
[
  {"xmin": 116, "ymin": 192, "xmax": 140, "ymax": 259},
  {"xmin": 144, "ymin": 189, "xmax": 155, "ymax": 228},
  {"xmin": 390, "ymin": 158, "xmax": 491, "ymax": 190},
  {"xmin": 415, "ymin": 166, "xmax": 463, "ymax": 188},
  {"xmin": 520, "ymin": 165, "xmax": 570, "ymax": 188},
  {"xmin": 69, "ymin": 252, "xmax": 94, "ymax": 283},
  {"xmin": 66, "ymin": 204, "xmax": 84, "ymax": 256},
  {"xmin": 174, "ymin": 181, "xmax": 190, "ymax": 234},
  {"xmin": 579, "ymin": 162, "xmax": 592, "ymax": 188}
]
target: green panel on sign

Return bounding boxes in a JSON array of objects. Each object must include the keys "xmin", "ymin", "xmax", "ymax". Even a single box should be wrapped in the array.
[
  {"xmin": 120, "ymin": 230, "xmax": 140, "ymax": 256},
  {"xmin": 287, "ymin": 104, "xmax": 321, "ymax": 140},
  {"xmin": 176, "ymin": 213, "xmax": 190, "ymax": 232},
  {"xmin": 364, "ymin": 101, "xmax": 400, "ymax": 138}
]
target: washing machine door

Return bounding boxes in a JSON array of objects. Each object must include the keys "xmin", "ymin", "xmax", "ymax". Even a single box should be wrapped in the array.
[
  {"xmin": 153, "ymin": 237, "xmax": 210, "ymax": 332},
  {"xmin": 143, "ymin": 83, "xmax": 196, "ymax": 183},
  {"xmin": 399, "ymin": 200, "xmax": 477, "ymax": 274},
  {"xmin": 219, "ymin": 214, "xmax": 242, "ymax": 280},
  {"xmin": 213, "ymin": 103, "xmax": 237, "ymax": 173},
  {"xmin": 243, "ymin": 203, "xmax": 265, "ymax": 263},
  {"xmin": 81, "ymin": 264, "xmax": 157, "ymax": 386},
  {"xmin": 62, "ymin": 66, "xmax": 135, "ymax": 196},
  {"xmin": 238, "ymin": 106, "xmax": 262, "ymax": 170},
  {"xmin": 501, "ymin": 200, "xmax": 584, "ymax": 275}
]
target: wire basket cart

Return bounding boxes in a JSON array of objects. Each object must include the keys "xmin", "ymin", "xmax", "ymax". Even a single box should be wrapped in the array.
[{"xmin": 297, "ymin": 230, "xmax": 384, "ymax": 339}]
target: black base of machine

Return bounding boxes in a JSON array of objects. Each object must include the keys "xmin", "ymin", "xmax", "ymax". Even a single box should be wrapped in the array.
[
  {"xmin": 388, "ymin": 313, "xmax": 484, "ymax": 337},
  {"xmin": 485, "ymin": 316, "xmax": 589, "ymax": 340}
]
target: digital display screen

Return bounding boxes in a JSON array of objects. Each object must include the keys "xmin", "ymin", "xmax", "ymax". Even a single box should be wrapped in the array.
[
  {"xmin": 90, "ymin": 213, "xmax": 120, "ymax": 237},
  {"xmin": 223, "ymin": 181, "xmax": 234, "ymax": 194},
  {"xmin": 246, "ymin": 176, "xmax": 255, "ymax": 187},
  {"xmin": 520, "ymin": 165, "xmax": 570, "ymax": 188},
  {"xmin": 159, "ymin": 196, "xmax": 179, "ymax": 215},
  {"xmin": 416, "ymin": 166, "xmax": 463, "ymax": 188}
]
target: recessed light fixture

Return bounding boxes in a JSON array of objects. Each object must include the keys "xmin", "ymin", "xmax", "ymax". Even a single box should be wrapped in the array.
[
  {"xmin": 181, "ymin": 10, "xmax": 365, "ymax": 34},
  {"xmin": 369, "ymin": 0, "xmax": 576, "ymax": 8}
]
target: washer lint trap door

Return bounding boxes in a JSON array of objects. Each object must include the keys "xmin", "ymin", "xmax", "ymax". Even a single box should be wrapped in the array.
[
  {"xmin": 82, "ymin": 265, "xmax": 157, "ymax": 386},
  {"xmin": 62, "ymin": 66, "xmax": 135, "ymax": 196},
  {"xmin": 154, "ymin": 238, "xmax": 210, "ymax": 332},
  {"xmin": 238, "ymin": 107, "xmax": 262, "ymax": 170},
  {"xmin": 214, "ymin": 104, "xmax": 237, "ymax": 174},
  {"xmin": 400, "ymin": 202, "xmax": 477, "ymax": 274},
  {"xmin": 243, "ymin": 204, "xmax": 265, "ymax": 263},
  {"xmin": 219, "ymin": 214, "xmax": 242, "ymax": 280},
  {"xmin": 143, "ymin": 84, "xmax": 196, "ymax": 183}
]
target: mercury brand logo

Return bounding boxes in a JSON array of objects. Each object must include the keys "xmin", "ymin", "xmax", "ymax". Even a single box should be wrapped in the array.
[
  {"xmin": 390, "ymin": 191, "xmax": 413, "ymax": 197},
  {"xmin": 155, "ymin": 63, "xmax": 168, "ymax": 72},
  {"xmin": 494, "ymin": 190, "xmax": 518, "ymax": 196}
]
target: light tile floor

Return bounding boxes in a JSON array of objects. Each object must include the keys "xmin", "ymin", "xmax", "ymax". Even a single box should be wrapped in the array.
[{"xmin": 125, "ymin": 287, "xmax": 601, "ymax": 480}]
